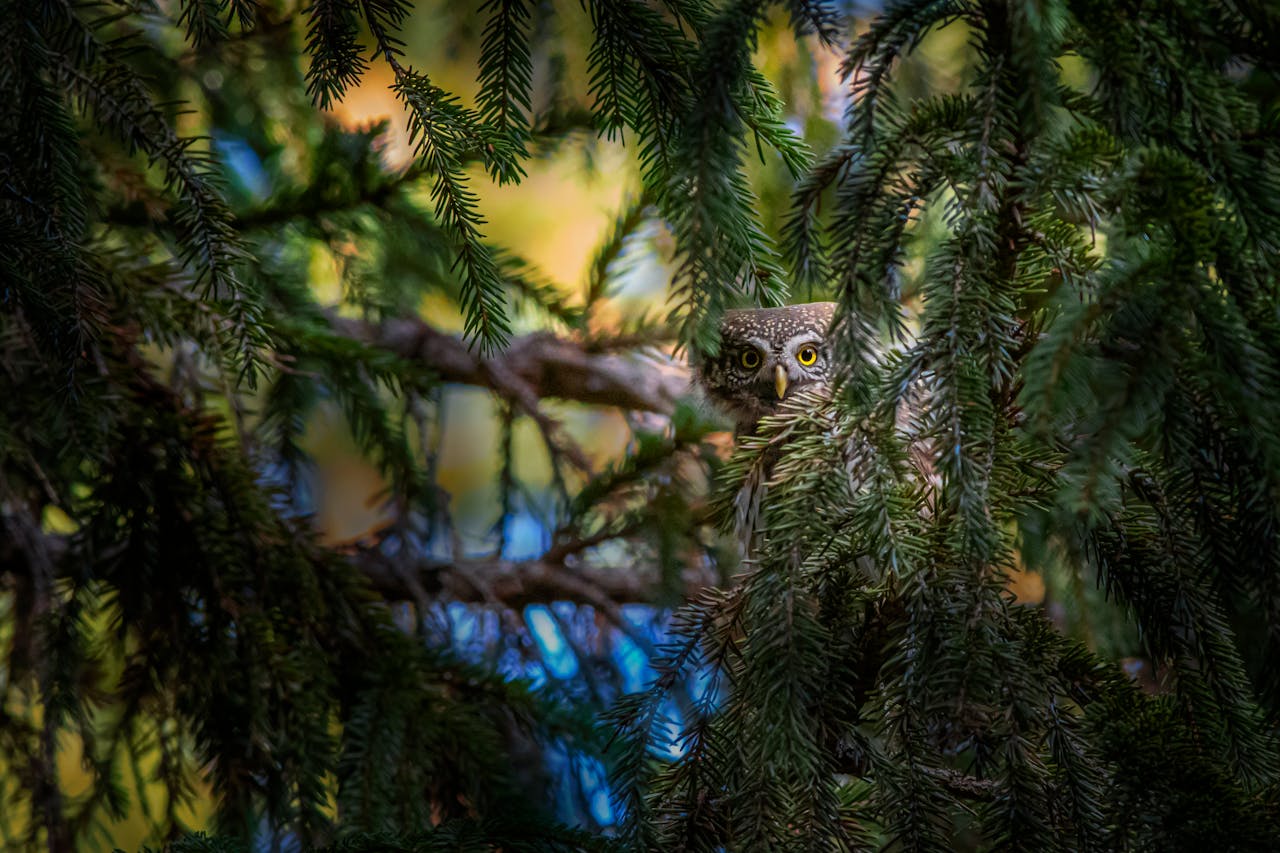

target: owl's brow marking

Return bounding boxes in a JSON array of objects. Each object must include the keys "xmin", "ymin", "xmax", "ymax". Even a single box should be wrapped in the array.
[{"xmin": 781, "ymin": 331, "xmax": 823, "ymax": 353}]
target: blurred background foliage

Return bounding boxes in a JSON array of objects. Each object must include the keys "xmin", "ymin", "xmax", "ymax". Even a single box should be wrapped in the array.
[{"xmin": 2, "ymin": 0, "xmax": 1279, "ymax": 849}]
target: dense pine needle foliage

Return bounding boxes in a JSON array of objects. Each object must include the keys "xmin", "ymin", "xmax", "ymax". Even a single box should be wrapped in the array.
[
  {"xmin": 607, "ymin": 0, "xmax": 1280, "ymax": 850},
  {"xmin": 2, "ymin": 0, "xmax": 1279, "ymax": 850}
]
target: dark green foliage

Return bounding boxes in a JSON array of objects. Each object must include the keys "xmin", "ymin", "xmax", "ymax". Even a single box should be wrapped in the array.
[
  {"xmin": 605, "ymin": 0, "xmax": 1280, "ymax": 850},
  {"xmin": 306, "ymin": 0, "xmax": 370, "ymax": 109},
  {"xmin": 0, "ymin": 0, "xmax": 655, "ymax": 847},
  {"xmin": 477, "ymin": 0, "xmax": 534, "ymax": 146},
  {"xmin": 146, "ymin": 822, "xmax": 614, "ymax": 852},
  {"xmin": 395, "ymin": 71, "xmax": 515, "ymax": 348},
  {"xmin": 4, "ymin": 0, "xmax": 1280, "ymax": 850}
]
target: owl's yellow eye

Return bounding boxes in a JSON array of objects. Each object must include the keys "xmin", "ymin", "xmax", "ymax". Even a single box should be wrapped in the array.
[
  {"xmin": 738, "ymin": 348, "xmax": 762, "ymax": 370},
  {"xmin": 797, "ymin": 345, "xmax": 819, "ymax": 366}
]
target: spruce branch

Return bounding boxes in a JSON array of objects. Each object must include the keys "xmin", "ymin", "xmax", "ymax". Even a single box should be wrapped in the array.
[
  {"xmin": 177, "ymin": 0, "xmax": 230, "ymax": 46},
  {"xmin": 664, "ymin": 0, "xmax": 788, "ymax": 354},
  {"xmin": 44, "ymin": 1, "xmax": 267, "ymax": 380},
  {"xmin": 842, "ymin": 0, "xmax": 966, "ymax": 140},
  {"xmin": 477, "ymin": 0, "xmax": 534, "ymax": 146},
  {"xmin": 395, "ymin": 71, "xmax": 513, "ymax": 351},
  {"xmin": 304, "ymin": 0, "xmax": 369, "ymax": 109}
]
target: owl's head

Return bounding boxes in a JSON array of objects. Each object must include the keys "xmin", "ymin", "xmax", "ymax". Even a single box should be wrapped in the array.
[{"xmin": 695, "ymin": 301, "xmax": 837, "ymax": 431}]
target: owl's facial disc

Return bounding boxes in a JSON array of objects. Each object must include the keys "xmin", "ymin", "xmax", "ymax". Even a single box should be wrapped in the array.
[
  {"xmin": 732, "ymin": 332, "xmax": 827, "ymax": 408},
  {"xmin": 696, "ymin": 302, "xmax": 837, "ymax": 430}
]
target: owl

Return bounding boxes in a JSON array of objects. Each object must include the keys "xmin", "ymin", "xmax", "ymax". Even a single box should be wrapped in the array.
[
  {"xmin": 695, "ymin": 302, "xmax": 839, "ymax": 550},
  {"xmin": 696, "ymin": 301, "xmax": 837, "ymax": 434}
]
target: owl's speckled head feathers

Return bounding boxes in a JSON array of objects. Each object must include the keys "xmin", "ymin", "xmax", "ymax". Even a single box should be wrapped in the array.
[{"xmin": 696, "ymin": 302, "xmax": 837, "ymax": 432}]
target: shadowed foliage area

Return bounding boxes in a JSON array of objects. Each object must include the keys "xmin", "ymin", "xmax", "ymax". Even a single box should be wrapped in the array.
[{"xmin": 1, "ymin": 0, "xmax": 1279, "ymax": 850}]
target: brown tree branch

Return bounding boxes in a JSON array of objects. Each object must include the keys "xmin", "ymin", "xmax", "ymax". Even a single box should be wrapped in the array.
[
  {"xmin": 350, "ymin": 546, "xmax": 717, "ymax": 611},
  {"xmin": 329, "ymin": 315, "xmax": 692, "ymax": 415},
  {"xmin": 0, "ymin": 509, "xmax": 718, "ymax": 614},
  {"xmin": 0, "ymin": 319, "xmax": 707, "ymax": 615}
]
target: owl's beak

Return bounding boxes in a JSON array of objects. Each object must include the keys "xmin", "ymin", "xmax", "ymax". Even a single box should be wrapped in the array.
[{"xmin": 774, "ymin": 364, "xmax": 789, "ymax": 400}]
